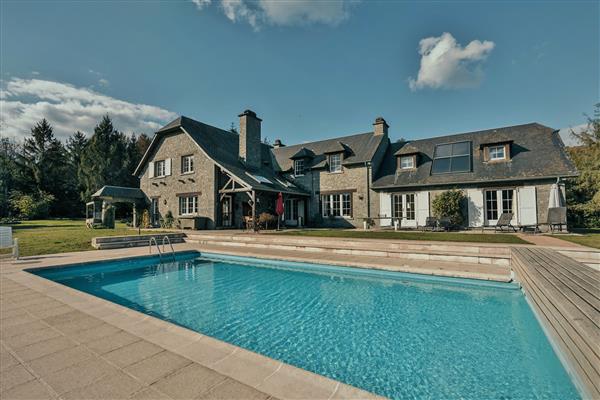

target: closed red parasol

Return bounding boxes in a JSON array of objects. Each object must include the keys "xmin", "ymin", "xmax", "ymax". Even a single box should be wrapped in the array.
[{"xmin": 276, "ymin": 192, "xmax": 284, "ymax": 230}]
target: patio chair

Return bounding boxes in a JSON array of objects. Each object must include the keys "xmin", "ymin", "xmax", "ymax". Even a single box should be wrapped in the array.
[
  {"xmin": 438, "ymin": 217, "xmax": 452, "ymax": 231},
  {"xmin": 547, "ymin": 207, "xmax": 567, "ymax": 233},
  {"xmin": 0, "ymin": 226, "xmax": 19, "ymax": 259},
  {"xmin": 421, "ymin": 217, "xmax": 439, "ymax": 232},
  {"xmin": 495, "ymin": 212, "xmax": 516, "ymax": 232}
]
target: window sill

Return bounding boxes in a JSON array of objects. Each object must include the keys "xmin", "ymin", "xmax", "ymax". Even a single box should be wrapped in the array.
[
  {"xmin": 181, "ymin": 171, "xmax": 194, "ymax": 176},
  {"xmin": 328, "ymin": 171, "xmax": 343, "ymax": 174}
]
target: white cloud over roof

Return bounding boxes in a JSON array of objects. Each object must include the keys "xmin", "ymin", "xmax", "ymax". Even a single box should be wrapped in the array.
[
  {"xmin": 409, "ymin": 32, "xmax": 495, "ymax": 91},
  {"xmin": 0, "ymin": 78, "xmax": 176, "ymax": 140}
]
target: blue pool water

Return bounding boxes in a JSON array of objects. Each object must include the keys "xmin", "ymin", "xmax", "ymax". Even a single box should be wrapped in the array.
[{"xmin": 32, "ymin": 251, "xmax": 580, "ymax": 399}]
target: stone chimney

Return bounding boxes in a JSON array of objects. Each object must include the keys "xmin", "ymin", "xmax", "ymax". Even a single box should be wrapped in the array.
[
  {"xmin": 273, "ymin": 139, "xmax": 285, "ymax": 148},
  {"xmin": 373, "ymin": 117, "xmax": 389, "ymax": 136},
  {"xmin": 239, "ymin": 109, "xmax": 262, "ymax": 169}
]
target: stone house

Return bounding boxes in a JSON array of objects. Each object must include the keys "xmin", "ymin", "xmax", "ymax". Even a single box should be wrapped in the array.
[{"xmin": 133, "ymin": 110, "xmax": 577, "ymax": 230}]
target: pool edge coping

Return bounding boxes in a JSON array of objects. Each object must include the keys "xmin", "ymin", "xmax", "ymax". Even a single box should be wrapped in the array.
[{"xmin": 3, "ymin": 250, "xmax": 384, "ymax": 400}]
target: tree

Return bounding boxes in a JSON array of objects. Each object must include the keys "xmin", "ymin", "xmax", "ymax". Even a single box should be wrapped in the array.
[
  {"xmin": 17, "ymin": 119, "xmax": 69, "ymax": 215},
  {"xmin": 79, "ymin": 115, "xmax": 129, "ymax": 201},
  {"xmin": 432, "ymin": 189, "xmax": 466, "ymax": 226},
  {"xmin": 0, "ymin": 137, "xmax": 21, "ymax": 217},
  {"xmin": 66, "ymin": 131, "xmax": 89, "ymax": 215},
  {"xmin": 566, "ymin": 104, "xmax": 600, "ymax": 228}
]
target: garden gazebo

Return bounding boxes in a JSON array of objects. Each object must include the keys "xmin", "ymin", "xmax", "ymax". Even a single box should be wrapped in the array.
[{"xmin": 87, "ymin": 185, "xmax": 147, "ymax": 228}]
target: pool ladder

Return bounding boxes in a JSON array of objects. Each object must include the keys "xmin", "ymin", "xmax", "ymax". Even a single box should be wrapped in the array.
[{"xmin": 149, "ymin": 236, "xmax": 176, "ymax": 263}]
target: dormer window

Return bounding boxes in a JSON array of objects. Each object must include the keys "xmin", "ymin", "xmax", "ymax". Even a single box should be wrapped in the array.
[
  {"xmin": 294, "ymin": 159, "xmax": 305, "ymax": 176},
  {"xmin": 488, "ymin": 145, "xmax": 506, "ymax": 161},
  {"xmin": 399, "ymin": 155, "xmax": 415, "ymax": 170},
  {"xmin": 431, "ymin": 141, "xmax": 471, "ymax": 174},
  {"xmin": 329, "ymin": 153, "xmax": 342, "ymax": 173}
]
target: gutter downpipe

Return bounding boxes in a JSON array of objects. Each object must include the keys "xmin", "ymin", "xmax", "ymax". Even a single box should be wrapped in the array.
[{"xmin": 366, "ymin": 161, "xmax": 372, "ymax": 223}]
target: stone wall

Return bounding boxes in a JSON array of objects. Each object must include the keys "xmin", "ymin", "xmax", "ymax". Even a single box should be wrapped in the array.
[{"xmin": 139, "ymin": 130, "xmax": 218, "ymax": 229}]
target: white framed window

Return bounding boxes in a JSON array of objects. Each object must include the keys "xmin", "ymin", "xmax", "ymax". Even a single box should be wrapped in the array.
[
  {"xmin": 329, "ymin": 153, "xmax": 342, "ymax": 173},
  {"xmin": 489, "ymin": 145, "xmax": 506, "ymax": 161},
  {"xmin": 294, "ymin": 159, "xmax": 305, "ymax": 176},
  {"xmin": 321, "ymin": 193, "xmax": 352, "ymax": 218},
  {"xmin": 179, "ymin": 195, "xmax": 198, "ymax": 215},
  {"xmin": 392, "ymin": 193, "xmax": 416, "ymax": 220},
  {"xmin": 485, "ymin": 189, "xmax": 515, "ymax": 224},
  {"xmin": 400, "ymin": 156, "xmax": 415, "ymax": 169},
  {"xmin": 154, "ymin": 160, "xmax": 166, "ymax": 177},
  {"xmin": 181, "ymin": 155, "xmax": 194, "ymax": 174}
]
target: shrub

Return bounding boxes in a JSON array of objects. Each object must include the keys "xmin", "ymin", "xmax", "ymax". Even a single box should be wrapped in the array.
[
  {"xmin": 162, "ymin": 210, "xmax": 175, "ymax": 229},
  {"xmin": 259, "ymin": 212, "xmax": 277, "ymax": 229},
  {"xmin": 431, "ymin": 189, "xmax": 466, "ymax": 226},
  {"xmin": 9, "ymin": 191, "xmax": 54, "ymax": 219}
]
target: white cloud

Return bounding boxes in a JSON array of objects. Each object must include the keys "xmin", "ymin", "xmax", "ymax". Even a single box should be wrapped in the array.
[
  {"xmin": 0, "ymin": 78, "xmax": 177, "ymax": 141},
  {"xmin": 198, "ymin": 0, "xmax": 354, "ymax": 30},
  {"xmin": 559, "ymin": 123, "xmax": 588, "ymax": 147},
  {"xmin": 192, "ymin": 0, "xmax": 212, "ymax": 10},
  {"xmin": 98, "ymin": 78, "xmax": 110, "ymax": 87},
  {"xmin": 408, "ymin": 32, "xmax": 495, "ymax": 91}
]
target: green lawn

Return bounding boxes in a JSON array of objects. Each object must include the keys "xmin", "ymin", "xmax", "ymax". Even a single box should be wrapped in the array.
[
  {"xmin": 553, "ymin": 229, "xmax": 600, "ymax": 249},
  {"xmin": 272, "ymin": 229, "xmax": 531, "ymax": 244},
  {"xmin": 2, "ymin": 219, "xmax": 166, "ymax": 257}
]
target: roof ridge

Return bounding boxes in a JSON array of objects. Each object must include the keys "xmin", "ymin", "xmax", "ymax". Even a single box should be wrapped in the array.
[
  {"xmin": 273, "ymin": 131, "xmax": 375, "ymax": 152},
  {"xmin": 400, "ymin": 122, "xmax": 552, "ymax": 144}
]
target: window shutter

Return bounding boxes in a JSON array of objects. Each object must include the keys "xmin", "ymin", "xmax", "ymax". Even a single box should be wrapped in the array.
[
  {"xmin": 148, "ymin": 162, "xmax": 154, "ymax": 178},
  {"xmin": 416, "ymin": 191, "xmax": 430, "ymax": 227},
  {"xmin": 379, "ymin": 193, "xmax": 392, "ymax": 226},
  {"xmin": 165, "ymin": 158, "xmax": 172, "ymax": 176},
  {"xmin": 517, "ymin": 186, "xmax": 537, "ymax": 225},
  {"xmin": 466, "ymin": 189, "xmax": 484, "ymax": 227}
]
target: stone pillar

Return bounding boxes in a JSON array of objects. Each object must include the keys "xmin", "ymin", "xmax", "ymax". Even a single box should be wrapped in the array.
[{"xmin": 132, "ymin": 203, "xmax": 138, "ymax": 228}]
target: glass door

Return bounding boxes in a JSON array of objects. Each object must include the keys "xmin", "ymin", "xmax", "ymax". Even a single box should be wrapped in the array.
[
  {"xmin": 392, "ymin": 193, "xmax": 416, "ymax": 227},
  {"xmin": 221, "ymin": 196, "xmax": 232, "ymax": 227},
  {"xmin": 284, "ymin": 199, "xmax": 299, "ymax": 226},
  {"xmin": 485, "ymin": 189, "xmax": 515, "ymax": 225}
]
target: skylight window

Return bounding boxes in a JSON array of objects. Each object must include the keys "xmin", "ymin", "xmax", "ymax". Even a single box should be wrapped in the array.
[
  {"xmin": 246, "ymin": 172, "xmax": 272, "ymax": 184},
  {"xmin": 431, "ymin": 141, "xmax": 471, "ymax": 174}
]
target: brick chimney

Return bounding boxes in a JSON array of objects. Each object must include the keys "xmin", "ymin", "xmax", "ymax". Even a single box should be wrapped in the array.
[
  {"xmin": 239, "ymin": 109, "xmax": 262, "ymax": 169},
  {"xmin": 373, "ymin": 117, "xmax": 389, "ymax": 136}
]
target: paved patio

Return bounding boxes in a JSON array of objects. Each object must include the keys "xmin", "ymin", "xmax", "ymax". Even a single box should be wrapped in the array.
[{"xmin": 0, "ymin": 244, "xmax": 380, "ymax": 400}]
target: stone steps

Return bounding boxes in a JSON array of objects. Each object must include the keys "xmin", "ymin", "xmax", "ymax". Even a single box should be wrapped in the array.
[
  {"xmin": 557, "ymin": 249, "xmax": 600, "ymax": 270},
  {"xmin": 92, "ymin": 233, "xmax": 186, "ymax": 250},
  {"xmin": 185, "ymin": 232, "xmax": 511, "ymax": 267},
  {"xmin": 196, "ymin": 243, "xmax": 511, "ymax": 282}
]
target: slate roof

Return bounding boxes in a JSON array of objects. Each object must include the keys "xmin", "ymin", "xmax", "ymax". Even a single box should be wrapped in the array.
[
  {"xmin": 271, "ymin": 131, "xmax": 386, "ymax": 172},
  {"xmin": 135, "ymin": 116, "xmax": 308, "ymax": 196},
  {"xmin": 372, "ymin": 123, "xmax": 578, "ymax": 189},
  {"xmin": 92, "ymin": 185, "xmax": 146, "ymax": 200}
]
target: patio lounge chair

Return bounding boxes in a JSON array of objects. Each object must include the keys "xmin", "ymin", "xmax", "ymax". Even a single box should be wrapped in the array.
[
  {"xmin": 495, "ymin": 212, "xmax": 516, "ymax": 232},
  {"xmin": 421, "ymin": 217, "xmax": 439, "ymax": 232},
  {"xmin": 438, "ymin": 217, "xmax": 452, "ymax": 231},
  {"xmin": 0, "ymin": 226, "xmax": 19, "ymax": 259}
]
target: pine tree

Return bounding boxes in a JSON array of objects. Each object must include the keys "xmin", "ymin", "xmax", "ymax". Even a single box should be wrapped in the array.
[
  {"xmin": 17, "ymin": 119, "xmax": 69, "ymax": 215},
  {"xmin": 66, "ymin": 131, "xmax": 89, "ymax": 214}
]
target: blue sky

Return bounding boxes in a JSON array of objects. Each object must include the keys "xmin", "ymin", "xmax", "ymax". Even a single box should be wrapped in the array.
[{"xmin": 1, "ymin": 1, "xmax": 598, "ymax": 144}]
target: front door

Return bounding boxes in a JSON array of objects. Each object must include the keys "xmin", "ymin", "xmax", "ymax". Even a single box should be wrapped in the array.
[
  {"xmin": 392, "ymin": 193, "xmax": 417, "ymax": 228},
  {"xmin": 485, "ymin": 189, "xmax": 516, "ymax": 225},
  {"xmin": 221, "ymin": 196, "xmax": 232, "ymax": 227}
]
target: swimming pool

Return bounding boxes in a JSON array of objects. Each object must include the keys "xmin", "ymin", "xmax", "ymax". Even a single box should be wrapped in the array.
[{"xmin": 31, "ymin": 251, "xmax": 580, "ymax": 399}]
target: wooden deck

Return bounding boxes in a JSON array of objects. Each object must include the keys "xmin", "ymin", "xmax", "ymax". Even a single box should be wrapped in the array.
[{"xmin": 511, "ymin": 247, "xmax": 600, "ymax": 399}]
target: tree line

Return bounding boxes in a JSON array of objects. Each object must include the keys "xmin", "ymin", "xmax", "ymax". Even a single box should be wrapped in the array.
[{"xmin": 0, "ymin": 115, "xmax": 150, "ymax": 220}]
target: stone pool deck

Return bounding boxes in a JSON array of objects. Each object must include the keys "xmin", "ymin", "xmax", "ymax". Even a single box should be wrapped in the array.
[
  {"xmin": 2, "ymin": 239, "xmax": 598, "ymax": 399},
  {"xmin": 1, "ymin": 244, "xmax": 381, "ymax": 400}
]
